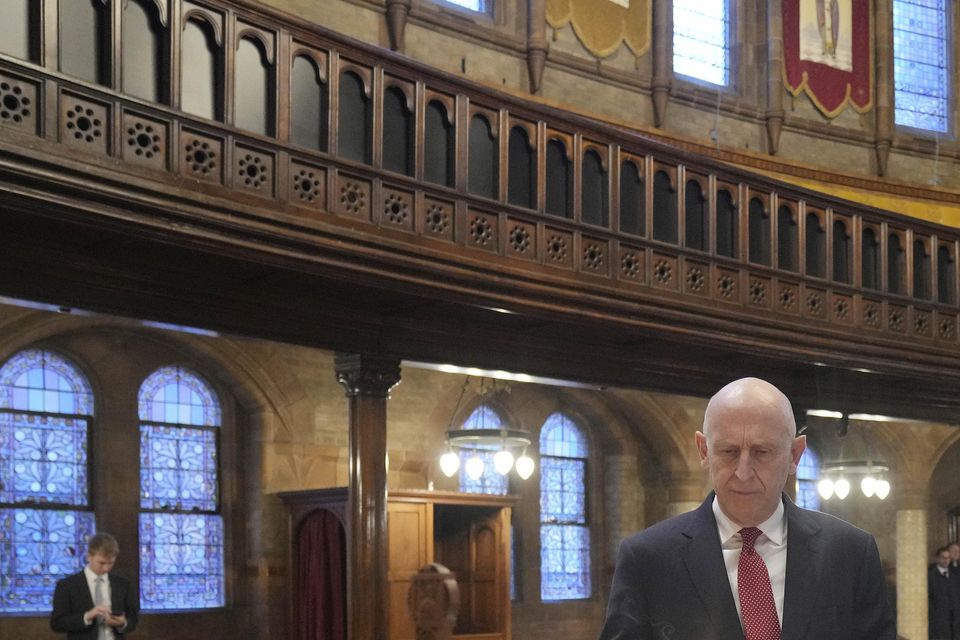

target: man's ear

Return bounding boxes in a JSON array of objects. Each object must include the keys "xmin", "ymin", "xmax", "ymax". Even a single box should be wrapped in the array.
[
  {"xmin": 789, "ymin": 434, "xmax": 807, "ymax": 474},
  {"xmin": 695, "ymin": 431, "xmax": 709, "ymax": 467}
]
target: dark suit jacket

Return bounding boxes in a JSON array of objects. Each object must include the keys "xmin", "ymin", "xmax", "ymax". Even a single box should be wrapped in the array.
[
  {"xmin": 50, "ymin": 570, "xmax": 139, "ymax": 639},
  {"xmin": 599, "ymin": 493, "xmax": 894, "ymax": 640},
  {"xmin": 928, "ymin": 565, "xmax": 957, "ymax": 639}
]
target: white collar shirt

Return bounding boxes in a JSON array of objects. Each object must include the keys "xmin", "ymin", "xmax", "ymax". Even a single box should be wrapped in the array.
[
  {"xmin": 713, "ymin": 496, "xmax": 788, "ymax": 627},
  {"xmin": 83, "ymin": 566, "xmax": 115, "ymax": 639}
]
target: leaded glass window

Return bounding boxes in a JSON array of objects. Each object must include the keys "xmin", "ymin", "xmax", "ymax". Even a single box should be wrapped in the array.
[
  {"xmin": 138, "ymin": 366, "xmax": 224, "ymax": 609},
  {"xmin": 795, "ymin": 447, "xmax": 820, "ymax": 511},
  {"xmin": 893, "ymin": 0, "xmax": 949, "ymax": 132},
  {"xmin": 458, "ymin": 405, "xmax": 508, "ymax": 495},
  {"xmin": 673, "ymin": 0, "xmax": 731, "ymax": 86},
  {"xmin": 438, "ymin": 0, "xmax": 485, "ymax": 11},
  {"xmin": 0, "ymin": 349, "xmax": 95, "ymax": 613},
  {"xmin": 539, "ymin": 413, "xmax": 590, "ymax": 600}
]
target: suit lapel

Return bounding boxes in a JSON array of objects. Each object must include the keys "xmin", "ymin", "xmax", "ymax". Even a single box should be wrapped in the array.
[
  {"xmin": 681, "ymin": 494, "xmax": 745, "ymax": 640},
  {"xmin": 780, "ymin": 498, "xmax": 825, "ymax": 640},
  {"xmin": 73, "ymin": 570, "xmax": 95, "ymax": 612}
]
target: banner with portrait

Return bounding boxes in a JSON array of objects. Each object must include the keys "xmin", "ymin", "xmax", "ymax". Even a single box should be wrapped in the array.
[
  {"xmin": 546, "ymin": 0, "xmax": 650, "ymax": 61},
  {"xmin": 783, "ymin": 0, "xmax": 871, "ymax": 117}
]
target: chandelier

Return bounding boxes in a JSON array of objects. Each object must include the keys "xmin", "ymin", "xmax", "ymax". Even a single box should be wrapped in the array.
[
  {"xmin": 806, "ymin": 411, "xmax": 891, "ymax": 501},
  {"xmin": 438, "ymin": 377, "xmax": 535, "ymax": 480}
]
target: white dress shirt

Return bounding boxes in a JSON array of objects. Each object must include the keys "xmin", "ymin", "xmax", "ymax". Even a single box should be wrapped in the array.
[
  {"xmin": 713, "ymin": 496, "xmax": 788, "ymax": 626},
  {"xmin": 82, "ymin": 566, "xmax": 116, "ymax": 639}
]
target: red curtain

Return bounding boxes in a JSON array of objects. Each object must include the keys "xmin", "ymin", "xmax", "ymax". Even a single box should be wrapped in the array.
[{"xmin": 297, "ymin": 509, "xmax": 347, "ymax": 640}]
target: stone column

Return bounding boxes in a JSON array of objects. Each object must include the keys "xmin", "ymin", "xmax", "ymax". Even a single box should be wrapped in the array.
[
  {"xmin": 873, "ymin": 0, "xmax": 894, "ymax": 175},
  {"xmin": 667, "ymin": 472, "xmax": 703, "ymax": 516},
  {"xmin": 335, "ymin": 353, "xmax": 402, "ymax": 640},
  {"xmin": 896, "ymin": 484, "xmax": 928, "ymax": 640},
  {"xmin": 526, "ymin": 0, "xmax": 548, "ymax": 94},
  {"xmin": 651, "ymin": 0, "xmax": 672, "ymax": 127},
  {"xmin": 765, "ymin": 0, "xmax": 785, "ymax": 154}
]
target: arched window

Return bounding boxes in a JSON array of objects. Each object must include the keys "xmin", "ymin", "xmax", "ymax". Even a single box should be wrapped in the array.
[
  {"xmin": 581, "ymin": 150, "xmax": 608, "ymax": 227},
  {"xmin": 59, "ymin": 0, "xmax": 108, "ymax": 85},
  {"xmin": 748, "ymin": 198, "xmax": 770, "ymax": 265},
  {"xmin": 338, "ymin": 71, "xmax": 372, "ymax": 164},
  {"xmin": 291, "ymin": 55, "xmax": 327, "ymax": 151},
  {"xmin": 122, "ymin": 0, "xmax": 166, "ymax": 103},
  {"xmin": 652, "ymin": 171, "xmax": 677, "ymax": 244},
  {"xmin": 468, "ymin": 114, "xmax": 498, "ymax": 199},
  {"xmin": 795, "ymin": 448, "xmax": 820, "ymax": 511},
  {"xmin": 458, "ymin": 405, "xmax": 508, "ymax": 495},
  {"xmin": 383, "ymin": 87, "xmax": 414, "ymax": 176},
  {"xmin": 539, "ymin": 413, "xmax": 590, "ymax": 600},
  {"xmin": 138, "ymin": 366, "xmax": 224, "ymax": 609},
  {"xmin": 181, "ymin": 16, "xmax": 223, "ymax": 121},
  {"xmin": 673, "ymin": 0, "xmax": 731, "ymax": 86},
  {"xmin": 893, "ymin": 0, "xmax": 949, "ymax": 132},
  {"xmin": 235, "ymin": 36, "xmax": 274, "ymax": 136},
  {"xmin": 508, "ymin": 126, "xmax": 535, "ymax": 209},
  {"xmin": 424, "ymin": 100, "xmax": 454, "ymax": 187},
  {"xmin": 0, "ymin": 349, "xmax": 95, "ymax": 613},
  {"xmin": 0, "ymin": 1, "xmax": 38, "ymax": 62},
  {"xmin": 545, "ymin": 139, "xmax": 572, "ymax": 218}
]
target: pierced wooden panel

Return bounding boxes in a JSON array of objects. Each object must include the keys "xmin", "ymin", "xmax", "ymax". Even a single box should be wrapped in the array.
[
  {"xmin": 617, "ymin": 245, "xmax": 645, "ymax": 284},
  {"xmin": 465, "ymin": 210, "xmax": 498, "ymax": 252},
  {"xmin": 121, "ymin": 111, "xmax": 167, "ymax": 169},
  {"xmin": 180, "ymin": 128, "xmax": 223, "ymax": 184},
  {"xmin": 887, "ymin": 304, "xmax": 907, "ymax": 333},
  {"xmin": 504, "ymin": 219, "xmax": 536, "ymax": 261},
  {"xmin": 684, "ymin": 260, "xmax": 709, "ymax": 296},
  {"xmin": 335, "ymin": 174, "xmax": 371, "ymax": 219},
  {"xmin": 803, "ymin": 287, "xmax": 826, "ymax": 319},
  {"xmin": 289, "ymin": 161, "xmax": 327, "ymax": 208},
  {"xmin": 422, "ymin": 197, "xmax": 454, "ymax": 241},
  {"xmin": 60, "ymin": 92, "xmax": 109, "ymax": 154},
  {"xmin": 581, "ymin": 237, "xmax": 610, "ymax": 276},
  {"xmin": 912, "ymin": 308, "xmax": 932, "ymax": 338},
  {"xmin": 0, "ymin": 72, "xmax": 38, "ymax": 135},
  {"xmin": 715, "ymin": 267, "xmax": 739, "ymax": 303},
  {"xmin": 937, "ymin": 313, "xmax": 957, "ymax": 342},
  {"xmin": 543, "ymin": 228, "xmax": 574, "ymax": 269},
  {"xmin": 381, "ymin": 187, "xmax": 414, "ymax": 232},
  {"xmin": 831, "ymin": 293, "xmax": 853, "ymax": 324},
  {"xmin": 861, "ymin": 298, "xmax": 882, "ymax": 329},
  {"xmin": 747, "ymin": 275, "xmax": 771, "ymax": 309},
  {"xmin": 235, "ymin": 144, "xmax": 275, "ymax": 197},
  {"xmin": 651, "ymin": 253, "xmax": 679, "ymax": 291},
  {"xmin": 776, "ymin": 281, "xmax": 800, "ymax": 315}
]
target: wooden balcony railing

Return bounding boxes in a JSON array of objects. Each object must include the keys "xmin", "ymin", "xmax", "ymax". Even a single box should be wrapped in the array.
[{"xmin": 0, "ymin": 0, "xmax": 958, "ymax": 367}]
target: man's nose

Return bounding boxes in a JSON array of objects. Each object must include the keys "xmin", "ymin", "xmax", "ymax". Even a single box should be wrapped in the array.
[{"xmin": 734, "ymin": 453, "xmax": 754, "ymax": 480}]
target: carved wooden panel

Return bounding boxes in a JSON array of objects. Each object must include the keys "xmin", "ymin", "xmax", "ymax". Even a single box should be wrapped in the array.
[
  {"xmin": 617, "ymin": 244, "xmax": 645, "ymax": 285},
  {"xmin": 465, "ymin": 210, "xmax": 498, "ymax": 252},
  {"xmin": 715, "ymin": 267, "xmax": 739, "ymax": 303},
  {"xmin": 580, "ymin": 237, "xmax": 609, "ymax": 276},
  {"xmin": 234, "ymin": 144, "xmax": 275, "ymax": 197},
  {"xmin": 803, "ymin": 286, "xmax": 827, "ymax": 320},
  {"xmin": 543, "ymin": 228, "xmax": 574, "ymax": 269},
  {"xmin": 289, "ymin": 160, "xmax": 327, "ymax": 209},
  {"xmin": 180, "ymin": 128, "xmax": 223, "ymax": 184},
  {"xmin": 422, "ymin": 197, "xmax": 454, "ymax": 241},
  {"xmin": 121, "ymin": 110, "xmax": 167, "ymax": 170},
  {"xmin": 748, "ymin": 275, "xmax": 771, "ymax": 309},
  {"xmin": 336, "ymin": 173, "xmax": 372, "ymax": 219},
  {"xmin": 776, "ymin": 280, "xmax": 800, "ymax": 315},
  {"xmin": 381, "ymin": 186, "xmax": 415, "ymax": 232},
  {"xmin": 651, "ymin": 253, "xmax": 679, "ymax": 291},
  {"xmin": 0, "ymin": 71, "xmax": 38, "ymax": 135},
  {"xmin": 683, "ymin": 259, "xmax": 709, "ymax": 297},
  {"xmin": 504, "ymin": 218, "xmax": 536, "ymax": 261},
  {"xmin": 60, "ymin": 92, "xmax": 109, "ymax": 154}
]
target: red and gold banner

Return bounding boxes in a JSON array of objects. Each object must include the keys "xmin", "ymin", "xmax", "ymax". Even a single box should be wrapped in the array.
[{"xmin": 783, "ymin": 0, "xmax": 871, "ymax": 117}]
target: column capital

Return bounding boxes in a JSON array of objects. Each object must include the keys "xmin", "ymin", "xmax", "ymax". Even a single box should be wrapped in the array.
[{"xmin": 335, "ymin": 353, "xmax": 401, "ymax": 398}]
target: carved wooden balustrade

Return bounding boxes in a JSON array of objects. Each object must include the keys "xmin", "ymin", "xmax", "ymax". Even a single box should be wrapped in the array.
[{"xmin": 0, "ymin": 0, "xmax": 959, "ymax": 402}]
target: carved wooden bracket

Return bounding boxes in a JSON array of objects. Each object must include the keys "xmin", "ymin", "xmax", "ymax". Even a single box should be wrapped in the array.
[
  {"xmin": 408, "ymin": 563, "xmax": 460, "ymax": 640},
  {"xmin": 386, "ymin": 0, "xmax": 412, "ymax": 52}
]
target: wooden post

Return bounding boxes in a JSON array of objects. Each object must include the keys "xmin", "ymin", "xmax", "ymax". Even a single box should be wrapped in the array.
[{"xmin": 336, "ymin": 353, "xmax": 401, "ymax": 640}]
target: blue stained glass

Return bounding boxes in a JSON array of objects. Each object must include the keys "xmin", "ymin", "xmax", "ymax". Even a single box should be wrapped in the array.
[
  {"xmin": 540, "ymin": 524, "xmax": 590, "ymax": 600},
  {"xmin": 539, "ymin": 413, "xmax": 588, "ymax": 458},
  {"xmin": 139, "ymin": 513, "xmax": 224, "ymax": 609},
  {"xmin": 539, "ymin": 413, "xmax": 590, "ymax": 600},
  {"xmin": 140, "ymin": 425, "xmax": 218, "ymax": 511},
  {"xmin": 893, "ymin": 0, "xmax": 949, "ymax": 132},
  {"xmin": 138, "ymin": 367, "xmax": 221, "ymax": 427},
  {"xmin": 0, "ymin": 413, "xmax": 89, "ymax": 505},
  {"xmin": 0, "ymin": 508, "xmax": 96, "ymax": 613},
  {"xmin": 673, "ymin": 0, "xmax": 730, "ymax": 86},
  {"xmin": 441, "ymin": 0, "xmax": 483, "ymax": 11},
  {"xmin": 540, "ymin": 458, "xmax": 586, "ymax": 523},
  {"xmin": 458, "ymin": 405, "xmax": 508, "ymax": 495},
  {"xmin": 795, "ymin": 448, "xmax": 821, "ymax": 511},
  {"xmin": 0, "ymin": 350, "xmax": 93, "ymax": 414}
]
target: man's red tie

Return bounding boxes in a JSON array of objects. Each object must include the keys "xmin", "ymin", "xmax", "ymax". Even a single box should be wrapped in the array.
[{"xmin": 737, "ymin": 527, "xmax": 781, "ymax": 640}]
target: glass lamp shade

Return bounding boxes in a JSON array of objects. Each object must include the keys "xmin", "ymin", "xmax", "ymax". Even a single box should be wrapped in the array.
[
  {"xmin": 493, "ymin": 449, "xmax": 514, "ymax": 475},
  {"xmin": 860, "ymin": 476, "xmax": 876, "ymax": 498},
  {"xmin": 817, "ymin": 478, "xmax": 834, "ymax": 500},
  {"xmin": 515, "ymin": 454, "xmax": 535, "ymax": 480},
  {"xmin": 465, "ymin": 455, "xmax": 485, "ymax": 480},
  {"xmin": 875, "ymin": 479, "xmax": 891, "ymax": 500},
  {"xmin": 834, "ymin": 477, "xmax": 851, "ymax": 499},
  {"xmin": 439, "ymin": 451, "xmax": 460, "ymax": 477}
]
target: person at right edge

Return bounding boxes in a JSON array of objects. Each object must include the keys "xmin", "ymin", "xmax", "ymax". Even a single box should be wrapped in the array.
[{"xmin": 598, "ymin": 377, "xmax": 895, "ymax": 640}]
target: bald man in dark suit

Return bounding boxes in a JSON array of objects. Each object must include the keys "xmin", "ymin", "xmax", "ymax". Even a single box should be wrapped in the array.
[{"xmin": 598, "ymin": 378, "xmax": 894, "ymax": 640}]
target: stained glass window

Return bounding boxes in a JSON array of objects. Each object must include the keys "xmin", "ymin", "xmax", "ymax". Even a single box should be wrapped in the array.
[
  {"xmin": 458, "ymin": 405, "xmax": 508, "ymax": 495},
  {"xmin": 539, "ymin": 413, "xmax": 590, "ymax": 600},
  {"xmin": 673, "ymin": 0, "xmax": 731, "ymax": 86},
  {"xmin": 439, "ymin": 0, "xmax": 484, "ymax": 11},
  {"xmin": 0, "ymin": 349, "xmax": 94, "ymax": 613},
  {"xmin": 795, "ymin": 447, "xmax": 821, "ymax": 511},
  {"xmin": 138, "ymin": 367, "xmax": 224, "ymax": 609},
  {"xmin": 893, "ymin": 0, "xmax": 949, "ymax": 132}
]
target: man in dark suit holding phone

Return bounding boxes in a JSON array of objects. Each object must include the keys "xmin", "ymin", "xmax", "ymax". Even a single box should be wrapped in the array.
[
  {"xmin": 51, "ymin": 532, "xmax": 139, "ymax": 639},
  {"xmin": 599, "ymin": 377, "xmax": 895, "ymax": 640}
]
